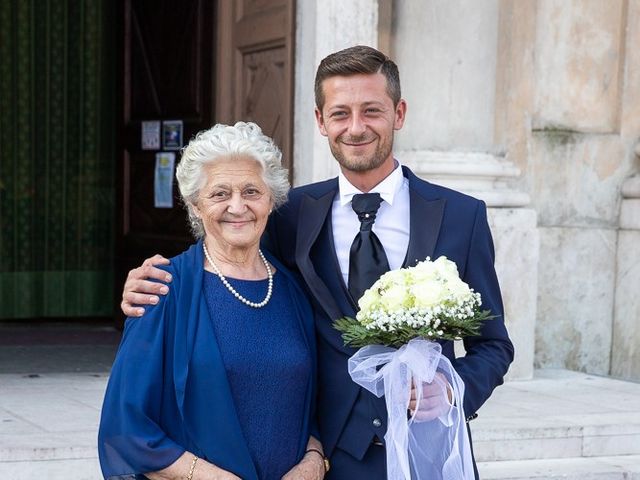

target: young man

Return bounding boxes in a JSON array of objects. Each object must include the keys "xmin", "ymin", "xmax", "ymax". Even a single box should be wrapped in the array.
[{"xmin": 121, "ymin": 46, "xmax": 514, "ymax": 479}]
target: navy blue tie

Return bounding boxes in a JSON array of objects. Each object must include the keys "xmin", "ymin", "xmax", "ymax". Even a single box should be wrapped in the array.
[{"xmin": 348, "ymin": 193, "xmax": 390, "ymax": 304}]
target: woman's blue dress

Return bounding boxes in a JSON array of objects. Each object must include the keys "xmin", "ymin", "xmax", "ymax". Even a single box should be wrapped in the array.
[{"xmin": 203, "ymin": 271, "xmax": 311, "ymax": 479}]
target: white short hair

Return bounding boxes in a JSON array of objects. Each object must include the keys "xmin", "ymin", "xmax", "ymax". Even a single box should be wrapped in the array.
[{"xmin": 176, "ymin": 122, "xmax": 290, "ymax": 238}]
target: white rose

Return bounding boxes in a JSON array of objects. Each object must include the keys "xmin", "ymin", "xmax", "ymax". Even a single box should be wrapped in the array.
[
  {"xmin": 411, "ymin": 282, "xmax": 446, "ymax": 307},
  {"xmin": 358, "ymin": 287, "xmax": 380, "ymax": 314},
  {"xmin": 381, "ymin": 284, "xmax": 410, "ymax": 311},
  {"xmin": 446, "ymin": 277, "xmax": 472, "ymax": 299},
  {"xmin": 377, "ymin": 268, "xmax": 406, "ymax": 289},
  {"xmin": 409, "ymin": 259, "xmax": 438, "ymax": 283},
  {"xmin": 433, "ymin": 256, "xmax": 460, "ymax": 278}
]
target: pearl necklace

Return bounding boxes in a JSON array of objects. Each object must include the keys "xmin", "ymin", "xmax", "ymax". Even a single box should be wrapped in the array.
[{"xmin": 202, "ymin": 243, "xmax": 273, "ymax": 308}]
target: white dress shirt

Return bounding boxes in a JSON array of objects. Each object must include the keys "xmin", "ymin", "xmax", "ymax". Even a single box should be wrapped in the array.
[{"xmin": 332, "ymin": 162, "xmax": 411, "ymax": 287}]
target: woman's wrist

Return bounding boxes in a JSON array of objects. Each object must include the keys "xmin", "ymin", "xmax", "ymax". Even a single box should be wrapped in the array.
[
  {"xmin": 305, "ymin": 448, "xmax": 329, "ymax": 475},
  {"xmin": 187, "ymin": 455, "xmax": 198, "ymax": 480}
]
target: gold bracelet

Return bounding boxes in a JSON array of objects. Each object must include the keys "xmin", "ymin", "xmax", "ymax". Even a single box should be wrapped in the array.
[
  {"xmin": 187, "ymin": 455, "xmax": 198, "ymax": 480},
  {"xmin": 305, "ymin": 448, "xmax": 330, "ymax": 473}
]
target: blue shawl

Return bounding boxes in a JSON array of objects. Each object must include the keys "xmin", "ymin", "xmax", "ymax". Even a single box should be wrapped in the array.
[{"xmin": 98, "ymin": 240, "xmax": 317, "ymax": 479}]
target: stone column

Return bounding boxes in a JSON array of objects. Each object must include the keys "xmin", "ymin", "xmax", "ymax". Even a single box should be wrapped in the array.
[
  {"xmin": 401, "ymin": 151, "xmax": 538, "ymax": 380},
  {"xmin": 292, "ymin": 0, "xmax": 379, "ymax": 186},
  {"xmin": 530, "ymin": 0, "xmax": 637, "ymax": 376},
  {"xmin": 390, "ymin": 0, "xmax": 539, "ymax": 380},
  {"xmin": 612, "ymin": 147, "xmax": 640, "ymax": 381}
]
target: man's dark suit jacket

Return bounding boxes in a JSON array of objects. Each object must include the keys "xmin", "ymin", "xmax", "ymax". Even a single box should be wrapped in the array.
[{"xmin": 264, "ymin": 165, "xmax": 514, "ymax": 476}]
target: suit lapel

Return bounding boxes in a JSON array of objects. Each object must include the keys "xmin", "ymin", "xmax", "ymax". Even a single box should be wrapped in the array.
[
  {"xmin": 403, "ymin": 170, "xmax": 446, "ymax": 268},
  {"xmin": 295, "ymin": 185, "xmax": 344, "ymax": 322}
]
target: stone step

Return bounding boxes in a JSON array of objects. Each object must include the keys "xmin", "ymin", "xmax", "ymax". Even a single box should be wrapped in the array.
[
  {"xmin": 477, "ymin": 455, "xmax": 640, "ymax": 480},
  {"xmin": 471, "ymin": 411, "xmax": 640, "ymax": 462},
  {"xmin": 0, "ymin": 458, "xmax": 101, "ymax": 480},
  {"xmin": 470, "ymin": 369, "xmax": 640, "ymax": 462},
  {"xmin": 0, "ymin": 373, "xmax": 106, "ymax": 478}
]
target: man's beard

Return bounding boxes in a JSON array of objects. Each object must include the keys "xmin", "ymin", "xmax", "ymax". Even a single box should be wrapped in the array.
[{"xmin": 330, "ymin": 133, "xmax": 394, "ymax": 173}]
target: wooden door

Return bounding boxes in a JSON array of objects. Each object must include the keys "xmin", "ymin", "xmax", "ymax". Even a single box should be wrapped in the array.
[
  {"xmin": 114, "ymin": 0, "xmax": 215, "ymax": 322},
  {"xmin": 115, "ymin": 0, "xmax": 295, "ymax": 323},
  {"xmin": 216, "ymin": 0, "xmax": 295, "ymax": 174}
]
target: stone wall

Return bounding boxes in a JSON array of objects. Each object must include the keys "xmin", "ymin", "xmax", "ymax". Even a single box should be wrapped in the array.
[
  {"xmin": 612, "ymin": 167, "xmax": 640, "ymax": 381},
  {"xmin": 293, "ymin": 0, "xmax": 378, "ymax": 186},
  {"xmin": 528, "ymin": 0, "xmax": 639, "ymax": 376}
]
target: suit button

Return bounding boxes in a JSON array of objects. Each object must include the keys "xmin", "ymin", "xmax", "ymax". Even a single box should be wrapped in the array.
[{"xmin": 372, "ymin": 418, "xmax": 382, "ymax": 427}]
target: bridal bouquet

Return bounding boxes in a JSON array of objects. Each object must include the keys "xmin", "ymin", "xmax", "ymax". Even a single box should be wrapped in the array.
[{"xmin": 334, "ymin": 256, "xmax": 490, "ymax": 480}]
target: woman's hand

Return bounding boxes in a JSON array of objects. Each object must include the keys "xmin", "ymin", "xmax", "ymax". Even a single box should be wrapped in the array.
[
  {"xmin": 121, "ymin": 254, "xmax": 172, "ymax": 317},
  {"xmin": 146, "ymin": 452, "xmax": 242, "ymax": 480},
  {"xmin": 281, "ymin": 453, "xmax": 325, "ymax": 480},
  {"xmin": 281, "ymin": 436, "xmax": 326, "ymax": 480}
]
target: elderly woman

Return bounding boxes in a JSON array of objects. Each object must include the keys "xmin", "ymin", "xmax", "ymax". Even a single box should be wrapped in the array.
[{"xmin": 99, "ymin": 122, "xmax": 325, "ymax": 480}]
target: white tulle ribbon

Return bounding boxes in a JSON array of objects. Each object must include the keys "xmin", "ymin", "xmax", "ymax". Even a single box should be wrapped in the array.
[{"xmin": 348, "ymin": 338, "xmax": 475, "ymax": 480}]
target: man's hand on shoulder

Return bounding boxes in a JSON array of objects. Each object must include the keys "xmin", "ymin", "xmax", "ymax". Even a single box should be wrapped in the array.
[{"xmin": 121, "ymin": 254, "xmax": 172, "ymax": 317}]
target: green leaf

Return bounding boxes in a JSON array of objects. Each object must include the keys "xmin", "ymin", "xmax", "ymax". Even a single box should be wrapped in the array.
[{"xmin": 332, "ymin": 310, "xmax": 492, "ymax": 348}]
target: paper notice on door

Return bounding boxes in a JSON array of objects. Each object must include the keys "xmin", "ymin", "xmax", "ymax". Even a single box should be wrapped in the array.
[
  {"xmin": 142, "ymin": 120, "xmax": 161, "ymax": 150},
  {"xmin": 154, "ymin": 152, "xmax": 176, "ymax": 208},
  {"xmin": 162, "ymin": 120, "xmax": 183, "ymax": 150}
]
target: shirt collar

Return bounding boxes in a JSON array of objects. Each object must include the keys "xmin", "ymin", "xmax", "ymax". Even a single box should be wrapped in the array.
[{"xmin": 338, "ymin": 161, "xmax": 404, "ymax": 207}]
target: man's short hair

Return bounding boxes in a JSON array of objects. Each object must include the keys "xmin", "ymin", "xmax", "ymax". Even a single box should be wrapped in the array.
[{"xmin": 314, "ymin": 45, "xmax": 401, "ymax": 110}]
